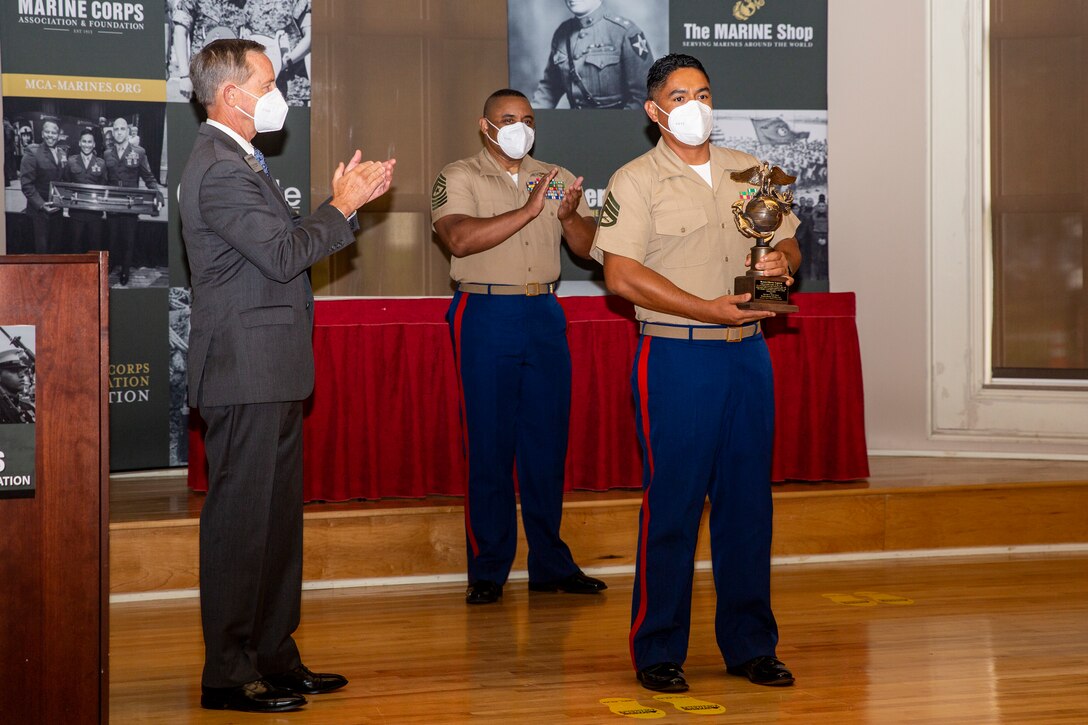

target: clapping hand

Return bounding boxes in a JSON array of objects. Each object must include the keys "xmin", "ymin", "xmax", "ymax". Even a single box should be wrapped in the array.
[
  {"xmin": 332, "ymin": 150, "xmax": 396, "ymax": 217},
  {"xmin": 523, "ymin": 168, "xmax": 559, "ymax": 219},
  {"xmin": 557, "ymin": 175, "xmax": 585, "ymax": 222}
]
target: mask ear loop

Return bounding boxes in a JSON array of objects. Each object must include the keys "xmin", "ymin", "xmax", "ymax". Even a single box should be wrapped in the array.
[{"xmin": 483, "ymin": 118, "xmax": 502, "ymax": 148}]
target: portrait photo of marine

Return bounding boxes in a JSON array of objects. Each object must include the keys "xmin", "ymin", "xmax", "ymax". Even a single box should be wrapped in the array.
[
  {"xmin": 2, "ymin": 98, "xmax": 170, "ymax": 289},
  {"xmin": 0, "ymin": 327, "xmax": 36, "ymax": 427},
  {"xmin": 711, "ymin": 110, "xmax": 830, "ymax": 287},
  {"xmin": 508, "ymin": 0, "xmax": 667, "ymax": 110},
  {"xmin": 166, "ymin": 0, "xmax": 312, "ymax": 106}
]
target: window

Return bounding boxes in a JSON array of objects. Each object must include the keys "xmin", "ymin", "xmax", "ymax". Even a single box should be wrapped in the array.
[{"xmin": 989, "ymin": 0, "xmax": 1087, "ymax": 380}]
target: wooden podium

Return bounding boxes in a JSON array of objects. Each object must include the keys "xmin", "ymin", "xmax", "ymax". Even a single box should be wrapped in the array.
[{"xmin": 0, "ymin": 254, "xmax": 110, "ymax": 723}]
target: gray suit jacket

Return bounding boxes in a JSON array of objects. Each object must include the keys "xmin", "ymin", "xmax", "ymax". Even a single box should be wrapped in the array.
[{"xmin": 181, "ymin": 123, "xmax": 357, "ymax": 407}]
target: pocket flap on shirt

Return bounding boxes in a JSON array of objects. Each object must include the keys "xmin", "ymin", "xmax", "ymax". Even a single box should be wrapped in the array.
[
  {"xmin": 584, "ymin": 50, "xmax": 620, "ymax": 70},
  {"xmin": 239, "ymin": 305, "xmax": 294, "ymax": 328},
  {"xmin": 653, "ymin": 207, "xmax": 709, "ymax": 237}
]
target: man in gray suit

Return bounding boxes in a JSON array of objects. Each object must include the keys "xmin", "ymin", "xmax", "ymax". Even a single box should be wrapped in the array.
[{"xmin": 181, "ymin": 38, "xmax": 394, "ymax": 714}]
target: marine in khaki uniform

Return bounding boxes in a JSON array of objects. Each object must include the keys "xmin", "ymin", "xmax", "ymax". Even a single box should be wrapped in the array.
[
  {"xmin": 591, "ymin": 54, "xmax": 800, "ymax": 693},
  {"xmin": 431, "ymin": 88, "xmax": 607, "ymax": 605},
  {"xmin": 533, "ymin": 0, "xmax": 654, "ymax": 109}
]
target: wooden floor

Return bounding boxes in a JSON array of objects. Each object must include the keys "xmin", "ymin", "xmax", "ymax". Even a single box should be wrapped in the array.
[
  {"xmin": 107, "ymin": 456, "xmax": 1088, "ymax": 596},
  {"xmin": 110, "ymin": 552, "xmax": 1088, "ymax": 723}
]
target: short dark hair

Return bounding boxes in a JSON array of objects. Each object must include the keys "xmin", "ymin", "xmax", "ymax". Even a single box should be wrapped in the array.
[
  {"xmin": 79, "ymin": 128, "xmax": 95, "ymax": 140},
  {"xmin": 483, "ymin": 88, "xmax": 529, "ymax": 118},
  {"xmin": 190, "ymin": 38, "xmax": 265, "ymax": 109},
  {"xmin": 646, "ymin": 53, "xmax": 710, "ymax": 100}
]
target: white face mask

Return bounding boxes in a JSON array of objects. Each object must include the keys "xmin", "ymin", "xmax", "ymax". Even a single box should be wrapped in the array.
[
  {"xmin": 486, "ymin": 119, "xmax": 535, "ymax": 160},
  {"xmin": 654, "ymin": 100, "xmax": 714, "ymax": 146},
  {"xmin": 235, "ymin": 86, "xmax": 289, "ymax": 133}
]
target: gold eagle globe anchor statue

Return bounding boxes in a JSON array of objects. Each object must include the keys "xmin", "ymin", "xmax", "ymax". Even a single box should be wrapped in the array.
[{"xmin": 730, "ymin": 162, "xmax": 798, "ymax": 312}]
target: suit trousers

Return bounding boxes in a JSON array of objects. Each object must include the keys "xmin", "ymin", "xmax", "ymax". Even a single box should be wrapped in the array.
[
  {"xmin": 198, "ymin": 400, "xmax": 304, "ymax": 688},
  {"xmin": 628, "ymin": 333, "xmax": 780, "ymax": 672},
  {"xmin": 447, "ymin": 290, "xmax": 579, "ymax": 586}
]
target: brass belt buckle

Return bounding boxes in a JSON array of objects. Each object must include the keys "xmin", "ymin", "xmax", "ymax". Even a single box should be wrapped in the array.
[
  {"xmin": 525, "ymin": 282, "xmax": 541, "ymax": 296},
  {"xmin": 726, "ymin": 326, "xmax": 743, "ymax": 342}
]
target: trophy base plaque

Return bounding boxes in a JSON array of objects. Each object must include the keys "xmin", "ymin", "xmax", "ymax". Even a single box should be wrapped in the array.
[{"xmin": 734, "ymin": 273, "xmax": 798, "ymax": 312}]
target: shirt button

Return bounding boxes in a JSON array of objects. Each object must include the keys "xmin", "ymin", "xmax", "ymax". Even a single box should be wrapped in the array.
[{"xmin": 725, "ymin": 256, "xmax": 729, "ymax": 262}]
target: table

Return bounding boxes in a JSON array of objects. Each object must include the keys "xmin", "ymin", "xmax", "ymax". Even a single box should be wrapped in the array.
[{"xmin": 188, "ymin": 293, "xmax": 868, "ymax": 501}]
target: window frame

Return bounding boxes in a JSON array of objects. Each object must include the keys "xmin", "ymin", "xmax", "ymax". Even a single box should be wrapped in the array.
[{"xmin": 929, "ymin": 0, "xmax": 1088, "ymax": 443}]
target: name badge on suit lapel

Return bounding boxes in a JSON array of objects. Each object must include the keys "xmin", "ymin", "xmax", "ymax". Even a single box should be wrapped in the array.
[{"xmin": 245, "ymin": 153, "xmax": 292, "ymax": 214}]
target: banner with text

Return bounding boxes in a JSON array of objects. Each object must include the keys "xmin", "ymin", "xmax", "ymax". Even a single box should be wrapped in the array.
[
  {"xmin": 511, "ymin": 0, "xmax": 829, "ymax": 288},
  {"xmin": 2, "ymin": 0, "xmax": 313, "ymax": 469},
  {"xmin": 0, "ymin": 324, "xmax": 36, "ymax": 498}
]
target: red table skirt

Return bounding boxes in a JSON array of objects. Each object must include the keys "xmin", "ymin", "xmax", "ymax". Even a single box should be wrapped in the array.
[{"xmin": 188, "ymin": 293, "xmax": 868, "ymax": 501}]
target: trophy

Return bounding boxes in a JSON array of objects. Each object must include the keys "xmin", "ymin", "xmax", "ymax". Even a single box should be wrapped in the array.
[{"xmin": 730, "ymin": 162, "xmax": 798, "ymax": 312}]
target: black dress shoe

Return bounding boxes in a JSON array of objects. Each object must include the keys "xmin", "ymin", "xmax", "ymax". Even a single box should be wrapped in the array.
[
  {"xmin": 466, "ymin": 579, "xmax": 502, "ymax": 604},
  {"xmin": 726, "ymin": 656, "xmax": 795, "ymax": 686},
  {"xmin": 200, "ymin": 679, "xmax": 307, "ymax": 712},
  {"xmin": 265, "ymin": 664, "xmax": 348, "ymax": 694},
  {"xmin": 118, "ymin": 268, "xmax": 129, "ymax": 286},
  {"xmin": 528, "ymin": 572, "xmax": 608, "ymax": 594},
  {"xmin": 636, "ymin": 662, "xmax": 689, "ymax": 693}
]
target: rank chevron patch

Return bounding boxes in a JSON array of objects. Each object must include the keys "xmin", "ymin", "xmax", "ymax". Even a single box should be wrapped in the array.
[
  {"xmin": 431, "ymin": 173, "xmax": 448, "ymax": 210},
  {"xmin": 599, "ymin": 191, "xmax": 620, "ymax": 227}
]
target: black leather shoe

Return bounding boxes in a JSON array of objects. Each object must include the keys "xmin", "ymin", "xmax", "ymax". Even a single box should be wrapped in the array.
[
  {"xmin": 637, "ymin": 662, "xmax": 688, "ymax": 693},
  {"xmin": 726, "ymin": 656, "xmax": 795, "ymax": 686},
  {"xmin": 528, "ymin": 572, "xmax": 608, "ymax": 594},
  {"xmin": 466, "ymin": 580, "xmax": 502, "ymax": 604},
  {"xmin": 200, "ymin": 679, "xmax": 306, "ymax": 712},
  {"xmin": 265, "ymin": 664, "xmax": 348, "ymax": 694},
  {"xmin": 118, "ymin": 268, "xmax": 129, "ymax": 286}
]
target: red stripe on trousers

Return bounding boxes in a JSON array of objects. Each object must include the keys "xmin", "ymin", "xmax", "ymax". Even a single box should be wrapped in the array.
[
  {"xmin": 630, "ymin": 337, "xmax": 653, "ymax": 668},
  {"xmin": 452, "ymin": 293, "xmax": 479, "ymax": 557}
]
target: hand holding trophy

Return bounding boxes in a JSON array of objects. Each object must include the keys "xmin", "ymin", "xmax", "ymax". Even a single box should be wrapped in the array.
[{"xmin": 730, "ymin": 162, "xmax": 798, "ymax": 312}]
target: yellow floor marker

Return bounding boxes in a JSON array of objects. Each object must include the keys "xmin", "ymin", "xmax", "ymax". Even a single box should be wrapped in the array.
[
  {"xmin": 652, "ymin": 694, "xmax": 727, "ymax": 715},
  {"xmin": 599, "ymin": 698, "xmax": 666, "ymax": 719},
  {"xmin": 854, "ymin": 591, "xmax": 915, "ymax": 605},
  {"xmin": 822, "ymin": 592, "xmax": 879, "ymax": 606}
]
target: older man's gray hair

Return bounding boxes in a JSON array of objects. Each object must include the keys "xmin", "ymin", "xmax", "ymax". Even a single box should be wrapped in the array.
[{"xmin": 190, "ymin": 38, "xmax": 266, "ymax": 109}]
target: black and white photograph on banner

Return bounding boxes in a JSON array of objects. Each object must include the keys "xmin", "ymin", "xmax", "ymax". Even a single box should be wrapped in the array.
[
  {"xmin": 166, "ymin": 0, "xmax": 312, "ymax": 106},
  {"xmin": 712, "ymin": 109, "xmax": 829, "ymax": 287},
  {"xmin": 0, "ymin": 326, "xmax": 36, "ymax": 427},
  {"xmin": 0, "ymin": 324, "xmax": 36, "ymax": 498},
  {"xmin": 508, "ymin": 0, "xmax": 668, "ymax": 110},
  {"xmin": 2, "ymin": 99, "xmax": 169, "ymax": 289},
  {"xmin": 168, "ymin": 287, "xmax": 192, "ymax": 466}
]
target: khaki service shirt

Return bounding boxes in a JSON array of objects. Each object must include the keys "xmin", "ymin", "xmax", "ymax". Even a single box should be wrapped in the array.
[
  {"xmin": 591, "ymin": 139, "xmax": 800, "ymax": 326},
  {"xmin": 431, "ymin": 148, "xmax": 591, "ymax": 285}
]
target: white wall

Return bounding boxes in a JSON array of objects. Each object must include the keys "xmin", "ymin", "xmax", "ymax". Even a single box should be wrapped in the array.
[
  {"xmin": 828, "ymin": 0, "xmax": 931, "ymax": 453},
  {"xmin": 828, "ymin": 0, "xmax": 1086, "ymax": 457}
]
